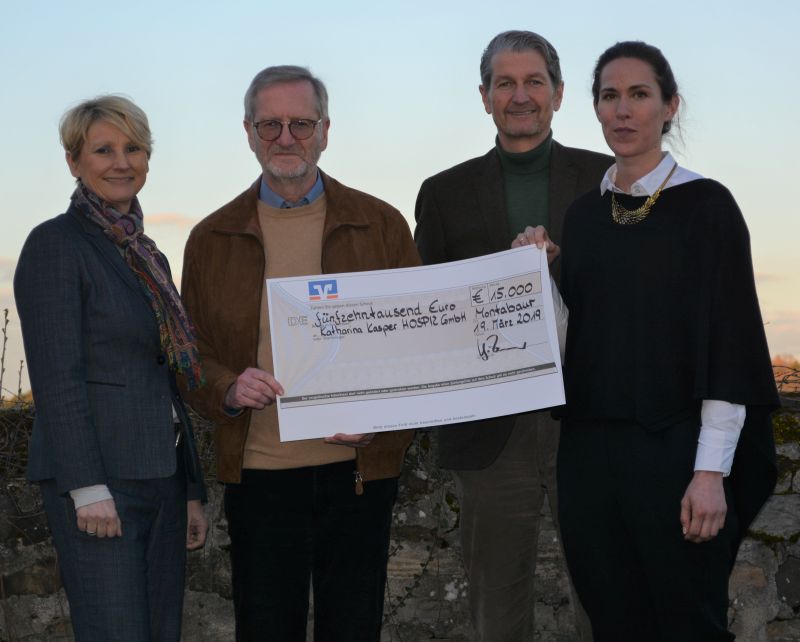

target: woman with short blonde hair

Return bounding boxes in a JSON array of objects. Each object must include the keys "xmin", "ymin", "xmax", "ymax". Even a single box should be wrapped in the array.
[{"xmin": 15, "ymin": 94, "xmax": 208, "ymax": 642}]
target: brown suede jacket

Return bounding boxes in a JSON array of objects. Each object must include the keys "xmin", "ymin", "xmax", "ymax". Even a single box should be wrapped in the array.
[{"xmin": 181, "ymin": 172, "xmax": 421, "ymax": 486}]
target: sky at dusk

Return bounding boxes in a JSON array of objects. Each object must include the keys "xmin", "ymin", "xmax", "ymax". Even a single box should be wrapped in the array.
[{"xmin": 1, "ymin": 0, "xmax": 798, "ymax": 395}]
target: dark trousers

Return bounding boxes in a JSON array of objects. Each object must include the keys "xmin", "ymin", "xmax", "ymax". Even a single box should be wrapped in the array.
[
  {"xmin": 452, "ymin": 412, "xmax": 591, "ymax": 641},
  {"xmin": 40, "ymin": 448, "xmax": 187, "ymax": 642},
  {"xmin": 225, "ymin": 460, "xmax": 398, "ymax": 642},
  {"xmin": 557, "ymin": 417, "xmax": 736, "ymax": 642}
]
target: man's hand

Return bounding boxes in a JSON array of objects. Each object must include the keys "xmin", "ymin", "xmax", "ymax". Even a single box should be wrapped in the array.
[
  {"xmin": 324, "ymin": 433, "xmax": 375, "ymax": 447},
  {"xmin": 224, "ymin": 367, "xmax": 284, "ymax": 410},
  {"xmin": 680, "ymin": 470, "xmax": 727, "ymax": 543},
  {"xmin": 76, "ymin": 498, "xmax": 123, "ymax": 538},
  {"xmin": 186, "ymin": 499, "xmax": 209, "ymax": 551},
  {"xmin": 512, "ymin": 225, "xmax": 560, "ymax": 265}
]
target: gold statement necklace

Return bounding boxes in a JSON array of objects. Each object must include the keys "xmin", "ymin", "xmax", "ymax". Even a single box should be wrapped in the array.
[{"xmin": 611, "ymin": 162, "xmax": 678, "ymax": 225}]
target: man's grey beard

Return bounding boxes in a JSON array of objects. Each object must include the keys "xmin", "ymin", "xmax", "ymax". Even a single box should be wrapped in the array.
[
  {"xmin": 263, "ymin": 133, "xmax": 324, "ymax": 182},
  {"xmin": 264, "ymin": 159, "xmax": 314, "ymax": 181}
]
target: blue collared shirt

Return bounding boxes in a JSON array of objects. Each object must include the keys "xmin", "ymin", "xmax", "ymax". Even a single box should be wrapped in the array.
[{"xmin": 259, "ymin": 172, "xmax": 325, "ymax": 208}]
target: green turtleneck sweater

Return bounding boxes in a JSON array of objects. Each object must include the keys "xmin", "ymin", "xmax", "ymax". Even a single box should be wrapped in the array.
[{"xmin": 497, "ymin": 132, "xmax": 552, "ymax": 237}]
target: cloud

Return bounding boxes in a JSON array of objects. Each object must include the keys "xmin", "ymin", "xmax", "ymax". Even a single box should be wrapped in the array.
[
  {"xmin": 766, "ymin": 310, "xmax": 800, "ymax": 329},
  {"xmin": 762, "ymin": 308, "xmax": 800, "ymax": 358},
  {"xmin": 0, "ymin": 256, "xmax": 16, "ymax": 284},
  {"xmin": 754, "ymin": 272, "xmax": 782, "ymax": 284},
  {"xmin": 172, "ymin": 269, "xmax": 183, "ymax": 292},
  {"xmin": 146, "ymin": 213, "xmax": 199, "ymax": 229}
]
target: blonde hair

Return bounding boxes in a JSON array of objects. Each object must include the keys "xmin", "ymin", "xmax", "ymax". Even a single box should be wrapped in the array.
[{"xmin": 60, "ymin": 95, "xmax": 153, "ymax": 159}]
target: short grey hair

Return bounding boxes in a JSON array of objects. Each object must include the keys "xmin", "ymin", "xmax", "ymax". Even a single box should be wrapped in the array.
[
  {"xmin": 243, "ymin": 65, "xmax": 329, "ymax": 122},
  {"xmin": 480, "ymin": 30, "xmax": 563, "ymax": 89}
]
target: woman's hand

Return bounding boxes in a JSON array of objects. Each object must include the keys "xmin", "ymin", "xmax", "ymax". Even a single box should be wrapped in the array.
[
  {"xmin": 680, "ymin": 471, "xmax": 727, "ymax": 543},
  {"xmin": 511, "ymin": 225, "xmax": 560, "ymax": 265},
  {"xmin": 76, "ymin": 498, "xmax": 122, "ymax": 538},
  {"xmin": 186, "ymin": 500, "xmax": 209, "ymax": 551}
]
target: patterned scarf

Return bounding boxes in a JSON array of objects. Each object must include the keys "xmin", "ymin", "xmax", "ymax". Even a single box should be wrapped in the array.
[{"xmin": 71, "ymin": 182, "xmax": 204, "ymax": 390}]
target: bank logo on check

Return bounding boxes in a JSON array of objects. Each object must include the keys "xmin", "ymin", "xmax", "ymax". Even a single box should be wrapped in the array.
[{"xmin": 308, "ymin": 279, "xmax": 339, "ymax": 300}]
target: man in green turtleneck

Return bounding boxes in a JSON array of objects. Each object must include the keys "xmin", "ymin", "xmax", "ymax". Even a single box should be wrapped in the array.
[{"xmin": 414, "ymin": 30, "xmax": 611, "ymax": 642}]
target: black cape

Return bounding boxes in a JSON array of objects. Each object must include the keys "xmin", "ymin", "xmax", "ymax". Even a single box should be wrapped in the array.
[{"xmin": 561, "ymin": 179, "xmax": 778, "ymax": 551}]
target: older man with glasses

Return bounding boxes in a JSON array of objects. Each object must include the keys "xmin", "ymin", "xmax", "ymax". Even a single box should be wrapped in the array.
[{"xmin": 180, "ymin": 65, "xmax": 420, "ymax": 642}]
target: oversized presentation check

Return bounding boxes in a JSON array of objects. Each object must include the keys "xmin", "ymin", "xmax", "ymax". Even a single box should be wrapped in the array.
[{"xmin": 267, "ymin": 245, "xmax": 564, "ymax": 441}]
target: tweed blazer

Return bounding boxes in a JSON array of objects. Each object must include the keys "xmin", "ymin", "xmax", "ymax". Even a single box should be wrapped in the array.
[
  {"xmin": 181, "ymin": 171, "xmax": 422, "ymax": 485},
  {"xmin": 414, "ymin": 140, "xmax": 612, "ymax": 470},
  {"xmin": 15, "ymin": 205, "xmax": 204, "ymax": 498}
]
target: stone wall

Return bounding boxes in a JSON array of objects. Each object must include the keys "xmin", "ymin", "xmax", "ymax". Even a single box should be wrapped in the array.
[{"xmin": 1, "ymin": 404, "xmax": 799, "ymax": 642}]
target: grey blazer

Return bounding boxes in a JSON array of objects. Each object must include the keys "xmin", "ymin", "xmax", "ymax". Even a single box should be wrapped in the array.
[
  {"xmin": 15, "ymin": 204, "xmax": 204, "ymax": 499},
  {"xmin": 414, "ymin": 140, "xmax": 612, "ymax": 470}
]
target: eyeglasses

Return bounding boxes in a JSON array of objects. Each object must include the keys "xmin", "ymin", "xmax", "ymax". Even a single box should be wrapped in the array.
[{"xmin": 251, "ymin": 118, "xmax": 322, "ymax": 142}]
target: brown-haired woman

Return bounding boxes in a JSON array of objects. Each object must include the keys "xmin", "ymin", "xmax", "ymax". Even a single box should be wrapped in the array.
[
  {"xmin": 557, "ymin": 42, "xmax": 776, "ymax": 641},
  {"xmin": 514, "ymin": 42, "xmax": 778, "ymax": 642}
]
